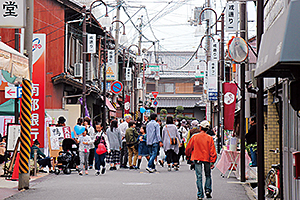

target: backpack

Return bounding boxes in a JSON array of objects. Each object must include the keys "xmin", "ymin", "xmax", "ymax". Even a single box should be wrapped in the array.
[{"xmin": 94, "ymin": 132, "xmax": 106, "ymax": 148}]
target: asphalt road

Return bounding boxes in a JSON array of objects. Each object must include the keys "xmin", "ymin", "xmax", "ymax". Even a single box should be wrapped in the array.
[{"xmin": 6, "ymin": 159, "xmax": 250, "ymax": 200}]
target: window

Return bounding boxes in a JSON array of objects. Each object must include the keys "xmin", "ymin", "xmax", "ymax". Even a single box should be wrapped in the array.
[
  {"xmin": 69, "ymin": 37, "xmax": 82, "ymax": 67},
  {"xmin": 165, "ymin": 83, "xmax": 174, "ymax": 93},
  {"xmin": 146, "ymin": 83, "xmax": 155, "ymax": 93},
  {"xmin": 175, "ymin": 83, "xmax": 193, "ymax": 93},
  {"xmin": 158, "ymin": 83, "xmax": 174, "ymax": 93},
  {"xmin": 193, "ymin": 84, "xmax": 203, "ymax": 93}
]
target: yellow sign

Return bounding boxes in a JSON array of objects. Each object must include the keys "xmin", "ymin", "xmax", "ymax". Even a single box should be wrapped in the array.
[{"xmin": 106, "ymin": 64, "xmax": 117, "ymax": 81}]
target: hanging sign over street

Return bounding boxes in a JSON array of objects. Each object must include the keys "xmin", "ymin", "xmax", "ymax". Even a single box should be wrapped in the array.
[
  {"xmin": 208, "ymin": 61, "xmax": 218, "ymax": 101},
  {"xmin": 110, "ymin": 81, "xmax": 123, "ymax": 94},
  {"xmin": 211, "ymin": 42, "xmax": 219, "ymax": 61},
  {"xmin": 107, "ymin": 50, "xmax": 115, "ymax": 66},
  {"xmin": 87, "ymin": 34, "xmax": 96, "ymax": 54},
  {"xmin": 225, "ymin": 2, "xmax": 238, "ymax": 32}
]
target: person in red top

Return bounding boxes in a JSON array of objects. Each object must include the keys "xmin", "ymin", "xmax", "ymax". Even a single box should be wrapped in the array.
[{"xmin": 186, "ymin": 120, "xmax": 217, "ymax": 200}]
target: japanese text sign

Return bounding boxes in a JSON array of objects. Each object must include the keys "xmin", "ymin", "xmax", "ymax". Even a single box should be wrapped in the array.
[
  {"xmin": 0, "ymin": 0, "xmax": 25, "ymax": 28},
  {"xmin": 226, "ymin": 2, "xmax": 238, "ymax": 32},
  {"xmin": 31, "ymin": 34, "xmax": 46, "ymax": 147},
  {"xmin": 208, "ymin": 61, "xmax": 218, "ymax": 93},
  {"xmin": 87, "ymin": 34, "xmax": 96, "ymax": 53},
  {"xmin": 211, "ymin": 42, "xmax": 219, "ymax": 61},
  {"xmin": 107, "ymin": 50, "xmax": 115, "ymax": 66}
]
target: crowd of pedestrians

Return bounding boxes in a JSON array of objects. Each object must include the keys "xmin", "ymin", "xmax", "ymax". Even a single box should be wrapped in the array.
[{"xmin": 29, "ymin": 114, "xmax": 217, "ymax": 200}]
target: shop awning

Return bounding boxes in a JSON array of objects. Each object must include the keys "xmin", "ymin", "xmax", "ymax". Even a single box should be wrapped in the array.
[
  {"xmin": 255, "ymin": 0, "xmax": 300, "ymax": 78},
  {"xmin": 106, "ymin": 98, "xmax": 116, "ymax": 112},
  {"xmin": 0, "ymin": 41, "xmax": 29, "ymax": 79},
  {"xmin": 0, "ymin": 99, "xmax": 19, "ymax": 116}
]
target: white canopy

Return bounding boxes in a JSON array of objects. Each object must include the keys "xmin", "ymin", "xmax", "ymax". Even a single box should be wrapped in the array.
[{"xmin": 0, "ymin": 41, "xmax": 29, "ymax": 79}]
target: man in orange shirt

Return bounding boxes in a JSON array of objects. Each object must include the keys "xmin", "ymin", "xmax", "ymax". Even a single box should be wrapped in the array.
[{"xmin": 186, "ymin": 120, "xmax": 217, "ymax": 200}]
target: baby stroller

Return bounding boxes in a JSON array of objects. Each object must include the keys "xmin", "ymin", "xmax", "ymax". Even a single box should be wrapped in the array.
[{"xmin": 55, "ymin": 138, "xmax": 79, "ymax": 175}]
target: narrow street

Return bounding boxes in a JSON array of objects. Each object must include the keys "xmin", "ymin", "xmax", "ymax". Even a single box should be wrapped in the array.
[{"xmin": 6, "ymin": 160, "xmax": 251, "ymax": 200}]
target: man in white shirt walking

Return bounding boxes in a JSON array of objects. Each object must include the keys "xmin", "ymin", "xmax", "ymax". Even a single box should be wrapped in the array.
[{"xmin": 119, "ymin": 115, "xmax": 131, "ymax": 168}]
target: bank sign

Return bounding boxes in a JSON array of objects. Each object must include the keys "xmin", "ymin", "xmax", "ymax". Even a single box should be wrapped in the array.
[{"xmin": 31, "ymin": 34, "xmax": 46, "ymax": 147}]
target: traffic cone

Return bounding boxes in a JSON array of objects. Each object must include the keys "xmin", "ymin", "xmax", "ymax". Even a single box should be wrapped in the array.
[{"xmin": 10, "ymin": 152, "xmax": 20, "ymax": 181}]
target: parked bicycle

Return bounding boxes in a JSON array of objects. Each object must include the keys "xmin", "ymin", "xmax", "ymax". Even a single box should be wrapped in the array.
[{"xmin": 265, "ymin": 149, "xmax": 280, "ymax": 199}]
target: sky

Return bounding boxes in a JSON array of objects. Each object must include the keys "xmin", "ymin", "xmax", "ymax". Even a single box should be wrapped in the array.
[{"xmin": 90, "ymin": 0, "xmax": 257, "ymax": 52}]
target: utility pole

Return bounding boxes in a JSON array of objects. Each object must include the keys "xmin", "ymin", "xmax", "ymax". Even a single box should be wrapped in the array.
[
  {"xmin": 122, "ymin": 48, "xmax": 125, "ymax": 118},
  {"xmin": 102, "ymin": 31, "xmax": 107, "ymax": 130},
  {"xmin": 115, "ymin": 0, "xmax": 120, "ymax": 79},
  {"xmin": 136, "ymin": 16, "xmax": 143, "ymax": 119},
  {"xmin": 257, "ymin": 0, "xmax": 264, "ymax": 198},
  {"xmin": 239, "ymin": 2, "xmax": 247, "ymax": 183},
  {"xmin": 220, "ymin": 13, "xmax": 225, "ymax": 148},
  {"xmin": 14, "ymin": 29, "xmax": 20, "ymax": 122},
  {"xmin": 82, "ymin": 5, "xmax": 87, "ymax": 118},
  {"xmin": 19, "ymin": 0, "xmax": 33, "ymax": 190},
  {"xmin": 206, "ymin": 0, "xmax": 213, "ymax": 136}
]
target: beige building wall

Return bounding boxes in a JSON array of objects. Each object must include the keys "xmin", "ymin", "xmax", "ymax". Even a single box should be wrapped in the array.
[
  {"xmin": 265, "ymin": 91, "xmax": 280, "ymax": 175},
  {"xmin": 65, "ymin": 104, "xmax": 81, "ymax": 131}
]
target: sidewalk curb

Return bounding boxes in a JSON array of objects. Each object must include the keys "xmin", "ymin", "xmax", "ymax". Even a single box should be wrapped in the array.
[
  {"xmin": 1, "ymin": 173, "xmax": 52, "ymax": 200},
  {"xmin": 243, "ymin": 182, "xmax": 257, "ymax": 200}
]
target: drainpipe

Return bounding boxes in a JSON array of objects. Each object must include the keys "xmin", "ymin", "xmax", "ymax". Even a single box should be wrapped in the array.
[{"xmin": 275, "ymin": 77, "xmax": 283, "ymax": 199}]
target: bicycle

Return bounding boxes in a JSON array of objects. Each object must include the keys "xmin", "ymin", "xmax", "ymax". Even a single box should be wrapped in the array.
[{"xmin": 265, "ymin": 149, "xmax": 280, "ymax": 199}]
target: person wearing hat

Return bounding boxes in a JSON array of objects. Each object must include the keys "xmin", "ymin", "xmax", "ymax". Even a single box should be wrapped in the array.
[
  {"xmin": 56, "ymin": 116, "xmax": 66, "ymax": 127},
  {"xmin": 30, "ymin": 139, "xmax": 54, "ymax": 172},
  {"xmin": 187, "ymin": 120, "xmax": 200, "ymax": 143},
  {"xmin": 186, "ymin": 120, "xmax": 217, "ymax": 200}
]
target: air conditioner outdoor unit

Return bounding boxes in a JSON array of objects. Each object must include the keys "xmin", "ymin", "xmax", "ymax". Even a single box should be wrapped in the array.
[{"xmin": 74, "ymin": 63, "xmax": 83, "ymax": 78}]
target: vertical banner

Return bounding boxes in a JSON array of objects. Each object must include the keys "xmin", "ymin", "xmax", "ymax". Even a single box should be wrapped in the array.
[
  {"xmin": 107, "ymin": 50, "xmax": 115, "ymax": 66},
  {"xmin": 31, "ymin": 34, "xmax": 46, "ymax": 147},
  {"xmin": 223, "ymin": 82, "xmax": 237, "ymax": 130},
  {"xmin": 226, "ymin": 2, "xmax": 238, "ymax": 32},
  {"xmin": 204, "ymin": 70, "xmax": 208, "ymax": 90},
  {"xmin": 211, "ymin": 42, "xmax": 219, "ymax": 61},
  {"xmin": 208, "ymin": 61, "xmax": 218, "ymax": 101},
  {"xmin": 124, "ymin": 95, "xmax": 130, "ymax": 114},
  {"xmin": 87, "ymin": 34, "xmax": 96, "ymax": 54}
]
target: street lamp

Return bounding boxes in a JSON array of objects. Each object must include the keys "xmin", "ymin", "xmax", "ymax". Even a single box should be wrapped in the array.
[
  {"xmin": 89, "ymin": 1, "xmax": 111, "ymax": 28},
  {"xmin": 198, "ymin": 9, "xmax": 225, "ymax": 156},
  {"xmin": 110, "ymin": 20, "xmax": 128, "ymax": 44},
  {"xmin": 88, "ymin": 0, "xmax": 110, "ymax": 129}
]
